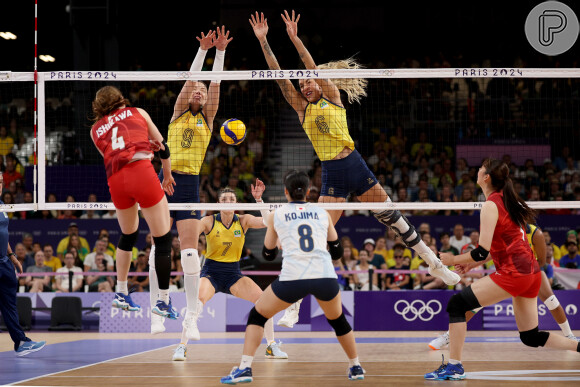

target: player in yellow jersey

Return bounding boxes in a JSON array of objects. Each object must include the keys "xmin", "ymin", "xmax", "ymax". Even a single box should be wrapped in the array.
[
  {"xmin": 149, "ymin": 27, "xmax": 233, "ymax": 337},
  {"xmin": 428, "ymin": 224, "xmax": 578, "ymax": 350},
  {"xmin": 250, "ymin": 10, "xmax": 458, "ymax": 327},
  {"xmin": 172, "ymin": 180, "xmax": 288, "ymax": 361}
]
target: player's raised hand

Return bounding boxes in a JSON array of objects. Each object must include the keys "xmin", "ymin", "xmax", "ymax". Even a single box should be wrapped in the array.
[
  {"xmin": 281, "ymin": 9, "xmax": 300, "ymax": 40},
  {"xmin": 249, "ymin": 12, "xmax": 269, "ymax": 41},
  {"xmin": 214, "ymin": 25, "xmax": 233, "ymax": 51},
  {"xmin": 196, "ymin": 30, "xmax": 215, "ymax": 50},
  {"xmin": 251, "ymin": 178, "xmax": 266, "ymax": 200}
]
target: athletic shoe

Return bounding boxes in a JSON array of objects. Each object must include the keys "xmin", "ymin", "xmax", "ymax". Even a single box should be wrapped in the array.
[
  {"xmin": 424, "ymin": 355, "xmax": 448, "ymax": 380},
  {"xmin": 112, "ymin": 292, "xmax": 141, "ymax": 312},
  {"xmin": 348, "ymin": 365, "xmax": 365, "ymax": 380},
  {"xmin": 151, "ymin": 313, "xmax": 166, "ymax": 335},
  {"xmin": 566, "ymin": 334, "xmax": 580, "ymax": 341},
  {"xmin": 429, "ymin": 331, "xmax": 450, "ymax": 350},
  {"xmin": 423, "ymin": 253, "xmax": 460, "ymax": 285},
  {"xmin": 425, "ymin": 356, "xmax": 466, "ymax": 380},
  {"xmin": 265, "ymin": 341, "xmax": 288, "ymax": 359},
  {"xmin": 15, "ymin": 340, "xmax": 46, "ymax": 357},
  {"xmin": 182, "ymin": 312, "xmax": 201, "ymax": 341},
  {"xmin": 277, "ymin": 302, "xmax": 300, "ymax": 328},
  {"xmin": 172, "ymin": 344, "xmax": 187, "ymax": 361},
  {"xmin": 152, "ymin": 298, "xmax": 180, "ymax": 320},
  {"xmin": 220, "ymin": 366, "xmax": 253, "ymax": 384}
]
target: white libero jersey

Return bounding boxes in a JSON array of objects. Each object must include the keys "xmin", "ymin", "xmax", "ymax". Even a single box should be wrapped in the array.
[{"xmin": 273, "ymin": 202, "xmax": 337, "ymax": 281}]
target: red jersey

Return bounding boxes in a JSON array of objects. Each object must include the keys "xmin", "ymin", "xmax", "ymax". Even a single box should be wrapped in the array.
[
  {"xmin": 92, "ymin": 107, "xmax": 152, "ymax": 179},
  {"xmin": 487, "ymin": 191, "xmax": 539, "ymax": 277}
]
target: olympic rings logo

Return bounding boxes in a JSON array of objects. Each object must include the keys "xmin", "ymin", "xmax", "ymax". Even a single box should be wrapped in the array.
[
  {"xmin": 379, "ymin": 69, "xmax": 394, "ymax": 76},
  {"xmin": 394, "ymin": 299, "xmax": 442, "ymax": 322},
  {"xmin": 176, "ymin": 71, "xmax": 191, "ymax": 79}
]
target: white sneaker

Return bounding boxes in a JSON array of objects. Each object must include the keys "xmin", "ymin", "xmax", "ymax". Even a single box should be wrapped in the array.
[
  {"xmin": 429, "ymin": 331, "xmax": 450, "ymax": 350},
  {"xmin": 150, "ymin": 313, "xmax": 166, "ymax": 335},
  {"xmin": 265, "ymin": 340, "xmax": 288, "ymax": 359},
  {"xmin": 277, "ymin": 302, "xmax": 300, "ymax": 328},
  {"xmin": 172, "ymin": 344, "xmax": 187, "ymax": 361},
  {"xmin": 422, "ymin": 253, "xmax": 460, "ymax": 285},
  {"xmin": 182, "ymin": 312, "xmax": 200, "ymax": 341},
  {"xmin": 566, "ymin": 334, "xmax": 580, "ymax": 342}
]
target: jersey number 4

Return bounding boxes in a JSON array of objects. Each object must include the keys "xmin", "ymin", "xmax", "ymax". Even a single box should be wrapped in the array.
[{"xmin": 111, "ymin": 127, "xmax": 126, "ymax": 150}]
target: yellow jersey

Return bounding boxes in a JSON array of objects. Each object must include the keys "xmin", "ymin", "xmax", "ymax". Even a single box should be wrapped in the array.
[
  {"xmin": 167, "ymin": 109, "xmax": 212, "ymax": 174},
  {"xmin": 526, "ymin": 224, "xmax": 538, "ymax": 259},
  {"xmin": 205, "ymin": 214, "xmax": 245, "ymax": 263},
  {"xmin": 302, "ymin": 97, "xmax": 354, "ymax": 161}
]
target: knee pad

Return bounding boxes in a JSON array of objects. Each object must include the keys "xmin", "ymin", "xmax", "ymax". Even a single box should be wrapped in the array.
[
  {"xmin": 118, "ymin": 230, "xmax": 139, "ymax": 252},
  {"xmin": 447, "ymin": 287, "xmax": 481, "ymax": 323},
  {"xmin": 153, "ymin": 231, "xmax": 172, "ymax": 256},
  {"xmin": 327, "ymin": 313, "xmax": 352, "ymax": 337},
  {"xmin": 247, "ymin": 307, "xmax": 268, "ymax": 328},
  {"xmin": 520, "ymin": 327, "xmax": 549, "ymax": 348},
  {"xmin": 181, "ymin": 248, "xmax": 200, "ymax": 275},
  {"xmin": 148, "ymin": 245, "xmax": 156, "ymax": 268},
  {"xmin": 544, "ymin": 295, "xmax": 560, "ymax": 311},
  {"xmin": 373, "ymin": 208, "xmax": 421, "ymax": 248}
]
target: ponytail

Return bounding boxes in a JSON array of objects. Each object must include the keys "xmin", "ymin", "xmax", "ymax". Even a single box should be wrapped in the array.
[{"xmin": 284, "ymin": 169, "xmax": 309, "ymax": 201}]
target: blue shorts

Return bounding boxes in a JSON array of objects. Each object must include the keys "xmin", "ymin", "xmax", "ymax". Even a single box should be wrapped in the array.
[
  {"xmin": 321, "ymin": 149, "xmax": 378, "ymax": 198},
  {"xmin": 158, "ymin": 171, "xmax": 201, "ymax": 221},
  {"xmin": 271, "ymin": 278, "xmax": 340, "ymax": 304},
  {"xmin": 201, "ymin": 259, "xmax": 244, "ymax": 294}
]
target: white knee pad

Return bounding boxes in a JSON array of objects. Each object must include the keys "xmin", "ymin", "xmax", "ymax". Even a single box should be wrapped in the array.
[
  {"xmin": 181, "ymin": 248, "xmax": 201, "ymax": 275},
  {"xmin": 148, "ymin": 245, "xmax": 156, "ymax": 268},
  {"xmin": 544, "ymin": 295, "xmax": 560, "ymax": 311}
]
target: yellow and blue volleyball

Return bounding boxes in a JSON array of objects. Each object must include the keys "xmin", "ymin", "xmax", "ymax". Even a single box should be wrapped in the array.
[{"xmin": 220, "ymin": 118, "xmax": 247, "ymax": 146}]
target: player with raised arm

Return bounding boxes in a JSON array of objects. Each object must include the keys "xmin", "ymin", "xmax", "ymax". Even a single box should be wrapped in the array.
[
  {"xmin": 149, "ymin": 27, "xmax": 233, "ymax": 337},
  {"xmin": 250, "ymin": 10, "xmax": 459, "ymax": 328}
]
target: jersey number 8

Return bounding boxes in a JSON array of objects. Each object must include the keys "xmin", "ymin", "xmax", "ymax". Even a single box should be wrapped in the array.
[{"xmin": 298, "ymin": 224, "xmax": 314, "ymax": 252}]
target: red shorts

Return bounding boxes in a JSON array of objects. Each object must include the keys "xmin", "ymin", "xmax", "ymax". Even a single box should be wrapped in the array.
[
  {"xmin": 489, "ymin": 271, "xmax": 541, "ymax": 298},
  {"xmin": 108, "ymin": 160, "xmax": 165, "ymax": 210}
]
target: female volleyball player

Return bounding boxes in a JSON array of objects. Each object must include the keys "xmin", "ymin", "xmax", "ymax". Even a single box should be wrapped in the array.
[
  {"xmin": 250, "ymin": 10, "xmax": 458, "ymax": 327},
  {"xmin": 90, "ymin": 86, "xmax": 177, "ymax": 319},
  {"xmin": 220, "ymin": 170, "xmax": 364, "ymax": 384},
  {"xmin": 172, "ymin": 180, "xmax": 287, "ymax": 361},
  {"xmin": 149, "ymin": 26, "xmax": 233, "ymax": 337},
  {"xmin": 425, "ymin": 159, "xmax": 580, "ymax": 381}
]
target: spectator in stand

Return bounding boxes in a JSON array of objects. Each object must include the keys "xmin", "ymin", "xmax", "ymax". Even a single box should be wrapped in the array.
[
  {"xmin": 450, "ymin": 223, "xmax": 470, "ymax": 252},
  {"xmin": 80, "ymin": 193, "xmax": 101, "ymax": 219},
  {"xmin": 54, "ymin": 252, "xmax": 83, "ymax": 292},
  {"xmin": 439, "ymin": 232, "xmax": 459, "ymax": 255},
  {"xmin": 0, "ymin": 125, "xmax": 14, "ymax": 156},
  {"xmin": 57, "ymin": 195, "xmax": 79, "ymax": 219},
  {"xmin": 363, "ymin": 238, "xmax": 387, "ymax": 287},
  {"xmin": 542, "ymin": 245, "xmax": 556, "ymax": 286},
  {"xmin": 542, "ymin": 230, "xmax": 561, "ymax": 263},
  {"xmin": 66, "ymin": 246, "xmax": 83, "ymax": 271},
  {"xmin": 342, "ymin": 246, "xmax": 358, "ymax": 271},
  {"xmin": 352, "ymin": 249, "xmax": 379, "ymax": 291},
  {"xmin": 128, "ymin": 251, "xmax": 150, "ymax": 292},
  {"xmin": 374, "ymin": 237, "xmax": 389, "ymax": 261},
  {"xmin": 101, "ymin": 209, "xmax": 118, "ymax": 219},
  {"xmin": 22, "ymin": 233, "xmax": 34, "ymax": 258},
  {"xmin": 559, "ymin": 230, "xmax": 578, "ymax": 258},
  {"xmin": 410, "ymin": 132, "xmax": 433, "ymax": 158},
  {"xmin": 3, "ymin": 154, "xmax": 23, "ymax": 188},
  {"xmin": 56, "ymin": 222, "xmax": 90, "ymax": 261},
  {"xmin": 333, "ymin": 256, "xmax": 351, "ymax": 290},
  {"xmin": 23, "ymin": 251, "xmax": 52, "ymax": 292},
  {"xmin": 1, "ymin": 192, "xmax": 15, "ymax": 219},
  {"xmin": 84, "ymin": 238, "xmax": 115, "ymax": 272},
  {"xmin": 66, "ymin": 234, "xmax": 89, "ymax": 262},
  {"xmin": 386, "ymin": 248, "xmax": 411, "ymax": 290},
  {"xmin": 94, "ymin": 229, "xmax": 116, "ymax": 256},
  {"xmin": 460, "ymin": 231, "xmax": 479, "ymax": 254},
  {"xmin": 554, "ymin": 146, "xmax": 573, "ymax": 172},
  {"xmin": 559, "ymin": 240, "xmax": 580, "ymax": 269},
  {"xmin": 14, "ymin": 243, "xmax": 34, "ymax": 273},
  {"xmin": 340, "ymin": 236, "xmax": 359, "ymax": 259},
  {"xmin": 384, "ymin": 228, "xmax": 397, "ymax": 250},
  {"xmin": 86, "ymin": 253, "xmax": 115, "ymax": 292},
  {"xmin": 42, "ymin": 244, "xmax": 62, "ymax": 272}
]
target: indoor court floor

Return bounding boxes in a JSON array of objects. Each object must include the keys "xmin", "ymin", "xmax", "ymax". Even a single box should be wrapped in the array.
[{"xmin": 1, "ymin": 331, "xmax": 579, "ymax": 386}]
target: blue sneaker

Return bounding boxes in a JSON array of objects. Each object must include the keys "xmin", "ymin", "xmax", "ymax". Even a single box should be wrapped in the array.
[
  {"xmin": 348, "ymin": 365, "xmax": 365, "ymax": 380},
  {"xmin": 152, "ymin": 298, "xmax": 180, "ymax": 320},
  {"xmin": 220, "ymin": 366, "xmax": 253, "ymax": 384},
  {"xmin": 425, "ymin": 356, "xmax": 465, "ymax": 380},
  {"xmin": 16, "ymin": 340, "xmax": 46, "ymax": 357},
  {"xmin": 112, "ymin": 292, "xmax": 141, "ymax": 312}
]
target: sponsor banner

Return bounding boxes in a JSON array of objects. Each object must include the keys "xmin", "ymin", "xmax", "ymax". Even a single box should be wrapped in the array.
[
  {"xmin": 482, "ymin": 290, "xmax": 580, "ymax": 331},
  {"xmin": 99, "ymin": 292, "xmax": 226, "ymax": 333}
]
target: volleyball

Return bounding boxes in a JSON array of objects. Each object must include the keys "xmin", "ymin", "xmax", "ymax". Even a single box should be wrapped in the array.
[{"xmin": 220, "ymin": 118, "xmax": 247, "ymax": 145}]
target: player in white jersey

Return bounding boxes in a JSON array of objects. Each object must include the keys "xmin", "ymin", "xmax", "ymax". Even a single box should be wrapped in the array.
[{"xmin": 220, "ymin": 170, "xmax": 365, "ymax": 384}]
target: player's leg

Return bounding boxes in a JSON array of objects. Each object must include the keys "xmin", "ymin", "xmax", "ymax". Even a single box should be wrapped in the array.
[
  {"xmin": 429, "ymin": 308, "xmax": 482, "ymax": 350},
  {"xmin": 113, "ymin": 203, "xmax": 141, "ymax": 311},
  {"xmin": 359, "ymin": 183, "xmax": 459, "ymax": 285},
  {"xmin": 230, "ymin": 276, "xmax": 287, "ymax": 359},
  {"xmin": 149, "ymin": 216, "xmax": 175, "ymax": 334},
  {"xmin": 537, "ymin": 271, "xmax": 577, "ymax": 339}
]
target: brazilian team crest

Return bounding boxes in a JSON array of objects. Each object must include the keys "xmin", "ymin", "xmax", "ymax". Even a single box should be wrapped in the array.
[
  {"xmin": 234, "ymin": 230, "xmax": 241, "ymax": 237},
  {"xmin": 320, "ymin": 100, "xmax": 328, "ymax": 109},
  {"xmin": 196, "ymin": 118, "xmax": 204, "ymax": 127}
]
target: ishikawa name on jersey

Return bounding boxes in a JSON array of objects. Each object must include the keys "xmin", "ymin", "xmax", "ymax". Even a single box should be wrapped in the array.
[{"xmin": 273, "ymin": 202, "xmax": 337, "ymax": 281}]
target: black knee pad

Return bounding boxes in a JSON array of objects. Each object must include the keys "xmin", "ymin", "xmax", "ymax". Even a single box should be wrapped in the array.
[
  {"xmin": 327, "ymin": 313, "xmax": 352, "ymax": 337},
  {"xmin": 520, "ymin": 327, "xmax": 549, "ymax": 348},
  {"xmin": 373, "ymin": 209, "xmax": 421, "ymax": 247},
  {"xmin": 446, "ymin": 287, "xmax": 481, "ymax": 323},
  {"xmin": 153, "ymin": 231, "xmax": 173, "ymax": 256},
  {"xmin": 117, "ymin": 230, "xmax": 139, "ymax": 252},
  {"xmin": 247, "ymin": 307, "xmax": 268, "ymax": 328}
]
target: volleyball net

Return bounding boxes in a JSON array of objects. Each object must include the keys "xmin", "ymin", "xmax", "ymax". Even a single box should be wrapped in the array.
[{"xmin": 1, "ymin": 68, "xmax": 580, "ymax": 212}]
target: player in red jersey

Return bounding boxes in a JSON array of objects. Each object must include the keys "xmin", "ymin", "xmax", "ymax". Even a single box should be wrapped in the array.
[
  {"xmin": 425, "ymin": 158, "xmax": 580, "ymax": 381},
  {"xmin": 90, "ymin": 86, "xmax": 179, "ymax": 319}
]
